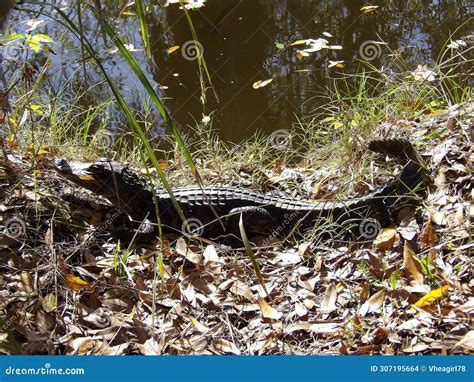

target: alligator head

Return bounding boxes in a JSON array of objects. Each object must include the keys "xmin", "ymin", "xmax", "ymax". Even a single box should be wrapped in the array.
[{"xmin": 54, "ymin": 158, "xmax": 154, "ymax": 221}]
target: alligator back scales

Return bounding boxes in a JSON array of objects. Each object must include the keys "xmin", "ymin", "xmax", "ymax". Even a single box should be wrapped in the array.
[{"xmin": 54, "ymin": 139, "xmax": 426, "ymax": 244}]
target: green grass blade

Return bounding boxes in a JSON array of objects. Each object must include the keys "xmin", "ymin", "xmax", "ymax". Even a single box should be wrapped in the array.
[
  {"xmin": 90, "ymin": 8, "xmax": 198, "ymax": 178},
  {"xmin": 238, "ymin": 214, "xmax": 269, "ymax": 298},
  {"xmin": 136, "ymin": 0, "xmax": 151, "ymax": 60},
  {"xmin": 26, "ymin": 1, "xmax": 188, "ymax": 224}
]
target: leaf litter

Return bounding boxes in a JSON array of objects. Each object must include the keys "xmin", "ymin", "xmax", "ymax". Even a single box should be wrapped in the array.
[{"xmin": 0, "ymin": 101, "xmax": 472, "ymax": 355}]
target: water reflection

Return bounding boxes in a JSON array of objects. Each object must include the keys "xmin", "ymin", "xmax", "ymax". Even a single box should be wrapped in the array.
[{"xmin": 5, "ymin": 0, "xmax": 472, "ymax": 142}]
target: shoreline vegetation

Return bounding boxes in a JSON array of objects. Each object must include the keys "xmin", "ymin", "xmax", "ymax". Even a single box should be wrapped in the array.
[{"xmin": 0, "ymin": 1, "xmax": 472, "ymax": 355}]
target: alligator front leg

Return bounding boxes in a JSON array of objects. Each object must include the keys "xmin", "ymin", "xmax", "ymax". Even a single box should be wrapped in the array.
[{"xmin": 108, "ymin": 218, "xmax": 157, "ymax": 244}]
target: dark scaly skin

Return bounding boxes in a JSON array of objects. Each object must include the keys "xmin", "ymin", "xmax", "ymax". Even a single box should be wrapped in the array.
[{"xmin": 54, "ymin": 140, "xmax": 426, "ymax": 244}]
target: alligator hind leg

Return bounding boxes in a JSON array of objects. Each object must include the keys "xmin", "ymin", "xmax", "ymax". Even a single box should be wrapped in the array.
[{"xmin": 223, "ymin": 206, "xmax": 275, "ymax": 247}]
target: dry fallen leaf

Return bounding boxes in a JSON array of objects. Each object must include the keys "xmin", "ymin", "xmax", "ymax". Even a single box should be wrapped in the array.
[
  {"xmin": 360, "ymin": 289, "xmax": 386, "ymax": 316},
  {"xmin": 230, "ymin": 280, "xmax": 256, "ymax": 302},
  {"xmin": 320, "ymin": 283, "xmax": 338, "ymax": 314},
  {"xmin": 176, "ymin": 238, "xmax": 202, "ymax": 264},
  {"xmin": 64, "ymin": 274, "xmax": 89, "ymax": 290},
  {"xmin": 212, "ymin": 339, "xmax": 241, "ymax": 355},
  {"xmin": 258, "ymin": 297, "xmax": 282, "ymax": 320},
  {"xmin": 374, "ymin": 228, "xmax": 397, "ymax": 250},
  {"xmin": 454, "ymin": 330, "xmax": 474, "ymax": 351},
  {"xmin": 419, "ymin": 220, "xmax": 435, "ymax": 248},
  {"xmin": 403, "ymin": 241, "xmax": 424, "ymax": 285},
  {"xmin": 414, "ymin": 285, "xmax": 450, "ymax": 308}
]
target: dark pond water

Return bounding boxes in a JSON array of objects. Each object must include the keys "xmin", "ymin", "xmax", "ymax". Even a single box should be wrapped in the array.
[{"xmin": 3, "ymin": 0, "xmax": 473, "ymax": 143}]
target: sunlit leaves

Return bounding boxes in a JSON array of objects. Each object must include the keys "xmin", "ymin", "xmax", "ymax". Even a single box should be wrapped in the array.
[
  {"xmin": 360, "ymin": 5, "xmax": 379, "ymax": 14},
  {"xmin": 164, "ymin": 0, "xmax": 207, "ymax": 10},
  {"xmin": 0, "ymin": 32, "xmax": 55, "ymax": 53},
  {"xmin": 64, "ymin": 274, "xmax": 89, "ymax": 290},
  {"xmin": 252, "ymin": 78, "xmax": 273, "ymax": 89},
  {"xmin": 411, "ymin": 64, "xmax": 436, "ymax": 82},
  {"xmin": 414, "ymin": 285, "xmax": 450, "ymax": 308},
  {"xmin": 328, "ymin": 60, "xmax": 345, "ymax": 68},
  {"xmin": 24, "ymin": 33, "xmax": 54, "ymax": 52},
  {"xmin": 167, "ymin": 45, "xmax": 180, "ymax": 54}
]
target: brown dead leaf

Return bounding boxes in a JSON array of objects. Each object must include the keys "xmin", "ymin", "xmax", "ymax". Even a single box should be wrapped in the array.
[
  {"xmin": 176, "ymin": 238, "xmax": 202, "ymax": 264},
  {"xmin": 403, "ymin": 242, "xmax": 424, "ymax": 285},
  {"xmin": 419, "ymin": 220, "xmax": 435, "ymax": 248},
  {"xmin": 212, "ymin": 339, "xmax": 241, "ymax": 355},
  {"xmin": 320, "ymin": 283, "xmax": 337, "ymax": 314},
  {"xmin": 258, "ymin": 297, "xmax": 281, "ymax": 320},
  {"xmin": 372, "ymin": 327, "xmax": 390, "ymax": 344},
  {"xmin": 359, "ymin": 283, "xmax": 370, "ymax": 303},
  {"xmin": 138, "ymin": 338, "xmax": 162, "ymax": 355},
  {"xmin": 360, "ymin": 289, "xmax": 386, "ymax": 316},
  {"xmin": 454, "ymin": 330, "xmax": 474, "ymax": 351},
  {"xmin": 402, "ymin": 343, "xmax": 429, "ymax": 353},
  {"xmin": 188, "ymin": 316, "xmax": 209, "ymax": 333},
  {"xmin": 212, "ymin": 338, "xmax": 240, "ymax": 355},
  {"xmin": 374, "ymin": 228, "xmax": 397, "ymax": 250},
  {"xmin": 230, "ymin": 280, "xmax": 256, "ymax": 302}
]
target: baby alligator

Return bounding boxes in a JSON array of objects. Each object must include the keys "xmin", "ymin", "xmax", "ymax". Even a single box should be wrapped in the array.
[{"xmin": 54, "ymin": 140, "xmax": 426, "ymax": 245}]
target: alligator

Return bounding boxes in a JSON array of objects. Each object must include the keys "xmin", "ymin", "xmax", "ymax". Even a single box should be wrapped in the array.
[{"xmin": 54, "ymin": 140, "xmax": 426, "ymax": 246}]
